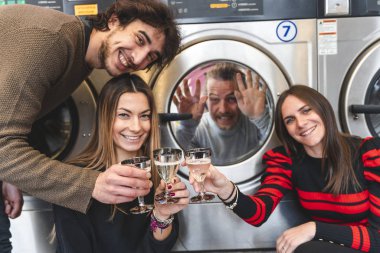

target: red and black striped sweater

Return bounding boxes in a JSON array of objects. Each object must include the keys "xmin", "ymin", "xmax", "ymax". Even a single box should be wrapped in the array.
[{"xmin": 232, "ymin": 137, "xmax": 380, "ymax": 252}]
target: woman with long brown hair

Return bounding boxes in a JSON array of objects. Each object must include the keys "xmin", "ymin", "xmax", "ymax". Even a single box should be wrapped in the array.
[
  {"xmin": 191, "ymin": 85, "xmax": 380, "ymax": 252},
  {"xmin": 53, "ymin": 73, "xmax": 189, "ymax": 252}
]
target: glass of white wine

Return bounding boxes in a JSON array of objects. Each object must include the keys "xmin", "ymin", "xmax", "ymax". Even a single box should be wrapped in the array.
[
  {"xmin": 185, "ymin": 147, "xmax": 214, "ymax": 203},
  {"xmin": 121, "ymin": 156, "xmax": 153, "ymax": 214},
  {"xmin": 153, "ymin": 147, "xmax": 182, "ymax": 204}
]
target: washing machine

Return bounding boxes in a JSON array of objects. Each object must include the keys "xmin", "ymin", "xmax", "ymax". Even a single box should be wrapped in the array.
[
  {"xmin": 144, "ymin": 0, "xmax": 318, "ymax": 251},
  {"xmin": 8, "ymin": 1, "xmax": 114, "ymax": 252},
  {"xmin": 318, "ymin": 0, "xmax": 380, "ymax": 137},
  {"xmin": 9, "ymin": 72, "xmax": 108, "ymax": 253}
]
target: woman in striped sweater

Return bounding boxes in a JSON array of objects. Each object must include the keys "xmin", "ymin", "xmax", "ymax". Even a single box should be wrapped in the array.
[{"xmin": 191, "ymin": 85, "xmax": 380, "ymax": 252}]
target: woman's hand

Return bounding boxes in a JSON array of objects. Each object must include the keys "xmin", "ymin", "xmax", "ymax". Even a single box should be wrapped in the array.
[
  {"xmin": 276, "ymin": 221, "xmax": 316, "ymax": 253},
  {"xmin": 152, "ymin": 177, "xmax": 189, "ymax": 241},
  {"xmin": 153, "ymin": 177, "xmax": 189, "ymax": 220},
  {"xmin": 189, "ymin": 164, "xmax": 234, "ymax": 200}
]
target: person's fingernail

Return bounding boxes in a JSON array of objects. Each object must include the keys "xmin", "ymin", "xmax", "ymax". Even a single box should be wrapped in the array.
[
  {"xmin": 167, "ymin": 184, "xmax": 172, "ymax": 190},
  {"xmin": 170, "ymin": 192, "xmax": 175, "ymax": 196}
]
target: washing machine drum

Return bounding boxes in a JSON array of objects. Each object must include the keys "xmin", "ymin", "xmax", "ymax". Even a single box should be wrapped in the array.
[
  {"xmin": 366, "ymin": 75, "xmax": 380, "ymax": 136},
  {"xmin": 28, "ymin": 98, "xmax": 77, "ymax": 160},
  {"xmin": 151, "ymin": 39, "xmax": 291, "ymax": 184},
  {"xmin": 341, "ymin": 40, "xmax": 380, "ymax": 138},
  {"xmin": 28, "ymin": 81, "xmax": 96, "ymax": 161}
]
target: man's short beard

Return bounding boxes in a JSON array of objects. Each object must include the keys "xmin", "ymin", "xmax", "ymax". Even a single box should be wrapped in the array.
[
  {"xmin": 98, "ymin": 41, "xmax": 108, "ymax": 69},
  {"xmin": 99, "ymin": 40, "xmax": 118, "ymax": 77}
]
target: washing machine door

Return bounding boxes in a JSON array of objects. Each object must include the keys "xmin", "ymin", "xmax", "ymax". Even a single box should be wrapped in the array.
[
  {"xmin": 152, "ymin": 39, "xmax": 289, "ymax": 186},
  {"xmin": 11, "ymin": 80, "xmax": 97, "ymax": 253},
  {"xmin": 28, "ymin": 80, "xmax": 97, "ymax": 161},
  {"xmin": 341, "ymin": 39, "xmax": 380, "ymax": 137}
]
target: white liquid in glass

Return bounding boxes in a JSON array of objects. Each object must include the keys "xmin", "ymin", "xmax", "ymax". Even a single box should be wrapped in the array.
[
  {"xmin": 187, "ymin": 158, "xmax": 211, "ymax": 183},
  {"xmin": 155, "ymin": 161, "xmax": 180, "ymax": 183}
]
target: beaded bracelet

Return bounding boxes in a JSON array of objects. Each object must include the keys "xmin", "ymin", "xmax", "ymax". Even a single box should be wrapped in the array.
[
  {"xmin": 150, "ymin": 210, "xmax": 174, "ymax": 232},
  {"xmin": 223, "ymin": 184, "xmax": 239, "ymax": 210}
]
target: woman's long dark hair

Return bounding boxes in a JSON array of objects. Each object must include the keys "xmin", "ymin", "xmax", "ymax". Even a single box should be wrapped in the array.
[
  {"xmin": 68, "ymin": 73, "xmax": 160, "ymax": 218},
  {"xmin": 275, "ymin": 85, "xmax": 360, "ymax": 194}
]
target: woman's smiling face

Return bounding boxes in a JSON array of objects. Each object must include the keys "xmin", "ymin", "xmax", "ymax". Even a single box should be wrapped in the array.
[
  {"xmin": 112, "ymin": 92, "xmax": 151, "ymax": 160},
  {"xmin": 281, "ymin": 95, "xmax": 326, "ymax": 157}
]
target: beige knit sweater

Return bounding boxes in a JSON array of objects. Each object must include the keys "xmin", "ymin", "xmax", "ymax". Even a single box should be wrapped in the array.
[{"xmin": 0, "ymin": 4, "xmax": 99, "ymax": 213}]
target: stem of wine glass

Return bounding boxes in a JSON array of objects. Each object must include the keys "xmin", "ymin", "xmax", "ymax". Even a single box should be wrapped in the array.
[
  {"xmin": 137, "ymin": 196, "xmax": 145, "ymax": 206},
  {"xmin": 138, "ymin": 166, "xmax": 149, "ymax": 206},
  {"xmin": 164, "ymin": 182, "xmax": 169, "ymax": 200},
  {"xmin": 200, "ymin": 180, "xmax": 205, "ymax": 198}
]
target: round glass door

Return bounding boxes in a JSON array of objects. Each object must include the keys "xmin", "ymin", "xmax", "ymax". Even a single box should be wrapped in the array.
[
  {"xmin": 365, "ymin": 71, "xmax": 380, "ymax": 137},
  {"xmin": 28, "ymin": 81, "xmax": 97, "ymax": 161},
  {"xmin": 152, "ymin": 39, "xmax": 289, "ymax": 183},
  {"xmin": 341, "ymin": 40, "xmax": 380, "ymax": 138},
  {"xmin": 169, "ymin": 61, "xmax": 274, "ymax": 166},
  {"xmin": 28, "ymin": 99, "xmax": 77, "ymax": 160}
]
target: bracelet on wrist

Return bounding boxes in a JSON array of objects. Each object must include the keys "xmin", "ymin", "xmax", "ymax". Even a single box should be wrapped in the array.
[
  {"xmin": 150, "ymin": 210, "xmax": 174, "ymax": 232},
  {"xmin": 218, "ymin": 180, "xmax": 236, "ymax": 202},
  {"xmin": 223, "ymin": 184, "xmax": 239, "ymax": 210}
]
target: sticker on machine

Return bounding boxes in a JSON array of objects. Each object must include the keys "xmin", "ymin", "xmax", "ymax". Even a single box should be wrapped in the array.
[
  {"xmin": 318, "ymin": 19, "xmax": 337, "ymax": 55},
  {"xmin": 276, "ymin": 20, "xmax": 297, "ymax": 42},
  {"xmin": 74, "ymin": 4, "xmax": 98, "ymax": 16}
]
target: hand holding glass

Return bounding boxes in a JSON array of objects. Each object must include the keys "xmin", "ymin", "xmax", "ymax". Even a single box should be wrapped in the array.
[
  {"xmin": 153, "ymin": 148, "xmax": 182, "ymax": 204},
  {"xmin": 186, "ymin": 148, "xmax": 215, "ymax": 202},
  {"xmin": 121, "ymin": 156, "xmax": 153, "ymax": 214}
]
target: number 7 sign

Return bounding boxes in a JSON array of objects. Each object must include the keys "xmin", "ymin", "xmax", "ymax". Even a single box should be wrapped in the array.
[{"xmin": 276, "ymin": 20, "xmax": 298, "ymax": 42}]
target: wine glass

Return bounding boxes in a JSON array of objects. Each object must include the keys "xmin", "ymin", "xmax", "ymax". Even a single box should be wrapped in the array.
[
  {"xmin": 185, "ymin": 147, "xmax": 215, "ymax": 202},
  {"xmin": 121, "ymin": 156, "xmax": 153, "ymax": 214},
  {"xmin": 153, "ymin": 147, "xmax": 182, "ymax": 204}
]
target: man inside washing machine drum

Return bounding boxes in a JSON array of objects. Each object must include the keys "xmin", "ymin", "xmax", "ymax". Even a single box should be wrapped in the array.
[
  {"xmin": 173, "ymin": 62, "xmax": 270, "ymax": 165},
  {"xmin": 0, "ymin": 0, "xmax": 180, "ymax": 251}
]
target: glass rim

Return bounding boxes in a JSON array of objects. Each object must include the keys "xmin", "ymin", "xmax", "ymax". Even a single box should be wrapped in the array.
[
  {"xmin": 185, "ymin": 147, "xmax": 211, "ymax": 156},
  {"xmin": 153, "ymin": 147, "xmax": 183, "ymax": 156},
  {"xmin": 121, "ymin": 156, "xmax": 150, "ymax": 165}
]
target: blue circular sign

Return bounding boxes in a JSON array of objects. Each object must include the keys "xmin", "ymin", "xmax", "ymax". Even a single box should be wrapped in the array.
[{"xmin": 276, "ymin": 20, "xmax": 297, "ymax": 42}]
